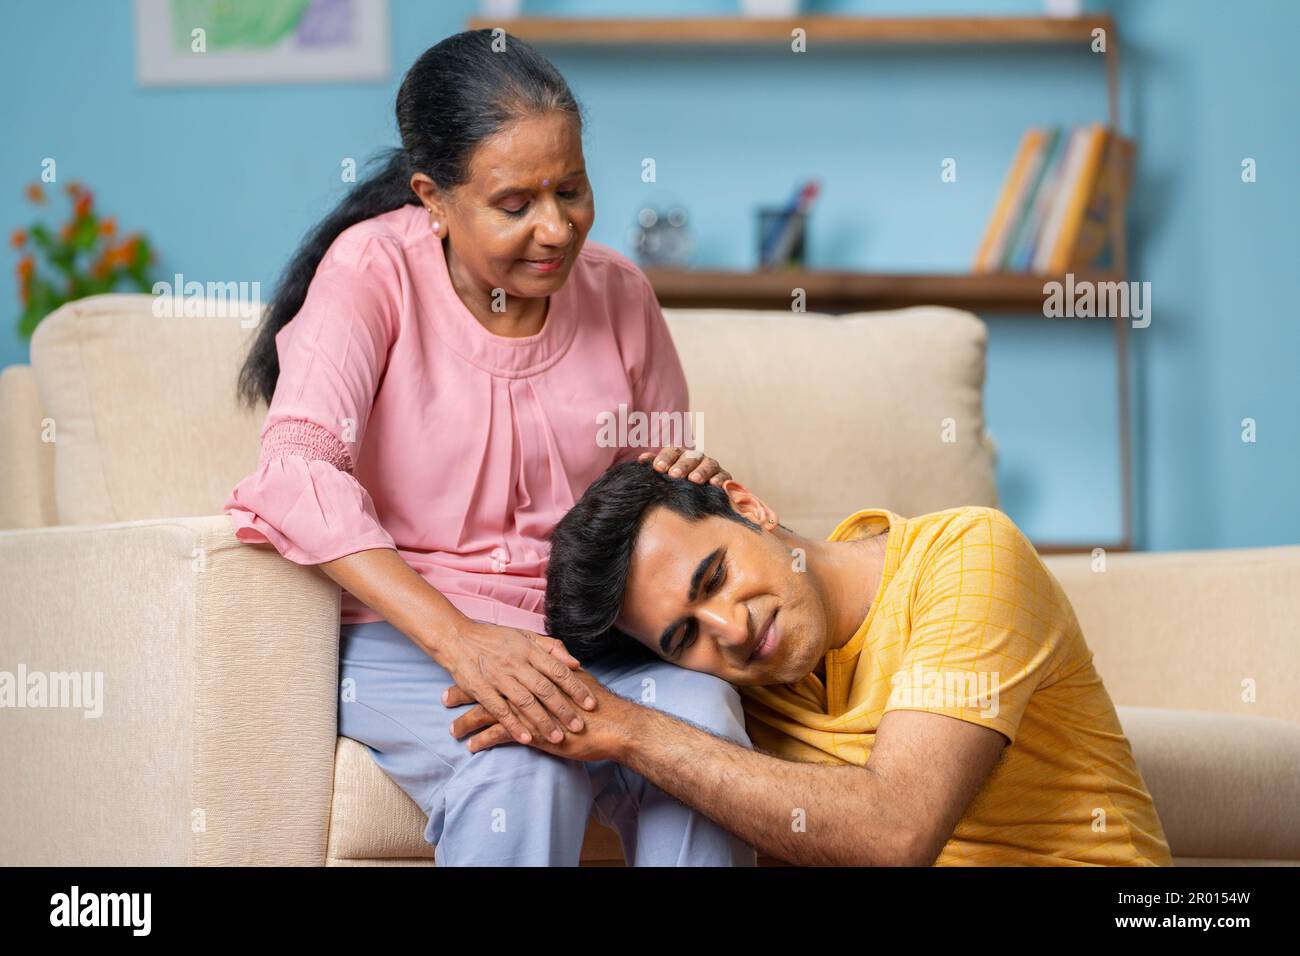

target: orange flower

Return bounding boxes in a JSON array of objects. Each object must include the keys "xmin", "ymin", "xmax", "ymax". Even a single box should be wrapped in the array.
[
  {"xmin": 110, "ymin": 236, "xmax": 141, "ymax": 268},
  {"xmin": 17, "ymin": 256, "xmax": 34, "ymax": 281},
  {"xmin": 74, "ymin": 193, "xmax": 93, "ymax": 218},
  {"xmin": 24, "ymin": 183, "xmax": 45, "ymax": 205},
  {"xmin": 91, "ymin": 255, "xmax": 111, "ymax": 279},
  {"xmin": 65, "ymin": 181, "xmax": 85, "ymax": 198},
  {"xmin": 100, "ymin": 217, "xmax": 116, "ymax": 236},
  {"xmin": 9, "ymin": 228, "xmax": 26, "ymax": 248}
]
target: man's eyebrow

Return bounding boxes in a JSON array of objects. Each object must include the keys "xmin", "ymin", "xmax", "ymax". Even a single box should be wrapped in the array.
[
  {"xmin": 487, "ymin": 167, "xmax": 585, "ymax": 203},
  {"xmin": 656, "ymin": 546, "xmax": 723, "ymax": 654}
]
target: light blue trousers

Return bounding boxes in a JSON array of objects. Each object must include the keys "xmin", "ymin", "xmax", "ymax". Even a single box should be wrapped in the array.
[{"xmin": 338, "ymin": 619, "xmax": 757, "ymax": 866}]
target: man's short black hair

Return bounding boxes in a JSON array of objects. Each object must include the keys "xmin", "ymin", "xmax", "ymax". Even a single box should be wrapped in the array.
[{"xmin": 545, "ymin": 459, "xmax": 761, "ymax": 663}]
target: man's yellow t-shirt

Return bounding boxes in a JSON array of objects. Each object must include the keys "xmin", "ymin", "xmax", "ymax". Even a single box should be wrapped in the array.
[{"xmin": 740, "ymin": 505, "xmax": 1172, "ymax": 866}]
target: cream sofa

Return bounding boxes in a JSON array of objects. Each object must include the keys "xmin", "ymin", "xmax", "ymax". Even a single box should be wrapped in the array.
[{"xmin": 1, "ymin": 293, "xmax": 1296, "ymax": 866}]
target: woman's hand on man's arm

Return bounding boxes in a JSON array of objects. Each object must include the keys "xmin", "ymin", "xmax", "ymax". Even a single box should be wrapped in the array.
[
  {"xmin": 318, "ymin": 548, "xmax": 595, "ymax": 748},
  {"xmin": 435, "ymin": 620, "xmax": 596, "ymax": 747}
]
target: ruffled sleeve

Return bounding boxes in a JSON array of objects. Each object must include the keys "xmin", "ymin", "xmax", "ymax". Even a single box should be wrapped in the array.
[
  {"xmin": 612, "ymin": 270, "xmax": 692, "ymax": 466},
  {"xmin": 226, "ymin": 435, "xmax": 397, "ymax": 565},
  {"xmin": 224, "ymin": 245, "xmax": 400, "ymax": 565}
]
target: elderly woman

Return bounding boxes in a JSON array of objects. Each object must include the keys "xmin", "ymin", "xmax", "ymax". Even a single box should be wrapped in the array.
[{"xmin": 226, "ymin": 29, "xmax": 753, "ymax": 866}]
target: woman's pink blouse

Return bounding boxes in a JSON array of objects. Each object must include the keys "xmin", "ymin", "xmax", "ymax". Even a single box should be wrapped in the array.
[{"xmin": 223, "ymin": 204, "xmax": 689, "ymax": 632}]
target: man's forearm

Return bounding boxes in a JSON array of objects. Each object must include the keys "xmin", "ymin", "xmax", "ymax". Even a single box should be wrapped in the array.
[{"xmin": 615, "ymin": 703, "xmax": 918, "ymax": 866}]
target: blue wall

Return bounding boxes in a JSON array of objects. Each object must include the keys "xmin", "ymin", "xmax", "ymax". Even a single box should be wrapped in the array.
[{"xmin": 2, "ymin": 0, "xmax": 1296, "ymax": 550}]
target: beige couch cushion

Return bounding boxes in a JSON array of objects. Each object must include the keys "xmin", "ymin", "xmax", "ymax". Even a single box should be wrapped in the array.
[
  {"xmin": 29, "ymin": 294, "xmax": 265, "ymax": 525},
  {"xmin": 28, "ymin": 295, "xmax": 995, "ymax": 539},
  {"xmin": 327, "ymin": 737, "xmax": 436, "ymax": 864},
  {"xmin": 1043, "ymin": 545, "xmax": 1300, "ymax": 725},
  {"xmin": 1118, "ymin": 706, "xmax": 1300, "ymax": 861},
  {"xmin": 326, "ymin": 736, "xmax": 624, "ymax": 865},
  {"xmin": 664, "ymin": 306, "xmax": 998, "ymax": 539}
]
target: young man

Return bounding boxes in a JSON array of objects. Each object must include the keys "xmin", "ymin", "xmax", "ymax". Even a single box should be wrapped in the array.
[{"xmin": 445, "ymin": 460, "xmax": 1173, "ymax": 866}]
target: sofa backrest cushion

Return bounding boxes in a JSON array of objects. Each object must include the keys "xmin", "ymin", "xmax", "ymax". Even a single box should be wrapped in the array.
[
  {"xmin": 28, "ymin": 295, "xmax": 996, "ymax": 534},
  {"xmin": 663, "ymin": 306, "xmax": 997, "ymax": 538},
  {"xmin": 30, "ymin": 294, "xmax": 266, "ymax": 524}
]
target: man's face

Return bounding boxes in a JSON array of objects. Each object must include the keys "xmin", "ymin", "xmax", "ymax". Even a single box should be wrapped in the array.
[{"xmin": 615, "ymin": 505, "xmax": 830, "ymax": 686}]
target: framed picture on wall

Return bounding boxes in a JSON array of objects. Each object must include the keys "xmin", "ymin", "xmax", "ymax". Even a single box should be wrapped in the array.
[{"xmin": 134, "ymin": 0, "xmax": 390, "ymax": 87}]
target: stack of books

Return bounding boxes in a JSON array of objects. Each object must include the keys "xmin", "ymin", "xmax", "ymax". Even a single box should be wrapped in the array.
[{"xmin": 973, "ymin": 124, "xmax": 1135, "ymax": 275}]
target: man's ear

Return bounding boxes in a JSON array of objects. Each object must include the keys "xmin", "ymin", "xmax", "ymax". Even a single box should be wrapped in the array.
[{"xmin": 720, "ymin": 478, "xmax": 781, "ymax": 531}]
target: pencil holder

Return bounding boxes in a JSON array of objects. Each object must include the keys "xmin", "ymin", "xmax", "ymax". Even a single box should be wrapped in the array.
[{"xmin": 757, "ymin": 207, "xmax": 808, "ymax": 269}]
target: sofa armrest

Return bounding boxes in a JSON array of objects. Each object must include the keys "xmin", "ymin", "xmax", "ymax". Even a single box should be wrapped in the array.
[
  {"xmin": 1043, "ymin": 546, "xmax": 1300, "ymax": 724},
  {"xmin": 1117, "ymin": 706, "xmax": 1300, "ymax": 862},
  {"xmin": 0, "ymin": 364, "xmax": 57, "ymax": 530},
  {"xmin": 0, "ymin": 515, "xmax": 342, "ymax": 865}
]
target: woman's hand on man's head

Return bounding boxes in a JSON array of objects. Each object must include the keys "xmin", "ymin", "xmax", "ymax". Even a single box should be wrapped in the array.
[{"xmin": 637, "ymin": 446, "xmax": 733, "ymax": 486}]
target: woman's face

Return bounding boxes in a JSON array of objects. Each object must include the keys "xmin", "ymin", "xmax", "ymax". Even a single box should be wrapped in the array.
[{"xmin": 413, "ymin": 110, "xmax": 595, "ymax": 305}]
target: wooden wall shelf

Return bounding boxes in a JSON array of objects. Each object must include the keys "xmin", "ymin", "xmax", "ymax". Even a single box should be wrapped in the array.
[
  {"xmin": 644, "ymin": 268, "xmax": 1124, "ymax": 315},
  {"xmin": 466, "ymin": 15, "xmax": 1114, "ymax": 47}
]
